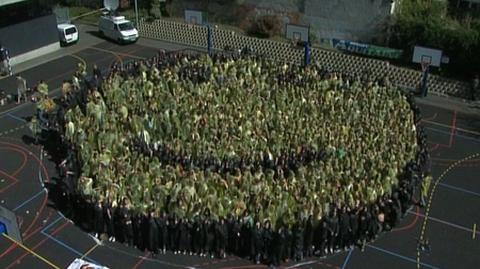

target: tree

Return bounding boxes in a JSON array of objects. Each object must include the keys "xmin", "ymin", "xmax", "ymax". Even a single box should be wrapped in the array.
[
  {"xmin": 149, "ymin": 0, "xmax": 162, "ymax": 19},
  {"xmin": 389, "ymin": 0, "xmax": 480, "ymax": 78}
]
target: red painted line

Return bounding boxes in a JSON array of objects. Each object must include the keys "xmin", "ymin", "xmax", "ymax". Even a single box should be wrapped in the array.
[
  {"xmin": 0, "ymin": 170, "xmax": 18, "ymax": 193},
  {"xmin": 0, "ymin": 146, "xmax": 28, "ymax": 176},
  {"xmin": 4, "ymin": 220, "xmax": 70, "ymax": 269},
  {"xmin": 447, "ymin": 110, "xmax": 457, "ymax": 148},
  {"xmin": 425, "ymin": 110, "xmax": 457, "ymax": 150},
  {"xmin": 131, "ymin": 252, "xmax": 151, "ymax": 269},
  {"xmin": 428, "ymin": 143, "xmax": 440, "ymax": 152},
  {"xmin": 392, "ymin": 205, "xmax": 420, "ymax": 232},
  {"xmin": 0, "ymin": 141, "xmax": 50, "ymax": 184},
  {"xmin": 0, "ymin": 210, "xmax": 54, "ymax": 259},
  {"xmin": 110, "ymin": 46, "xmax": 144, "ymax": 67},
  {"xmin": 0, "ymin": 141, "xmax": 51, "ymax": 258},
  {"xmin": 0, "ymin": 198, "xmax": 50, "ymax": 259}
]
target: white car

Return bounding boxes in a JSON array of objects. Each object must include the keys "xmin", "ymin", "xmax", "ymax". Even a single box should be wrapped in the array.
[
  {"xmin": 57, "ymin": 24, "xmax": 79, "ymax": 45},
  {"xmin": 99, "ymin": 15, "xmax": 138, "ymax": 44}
]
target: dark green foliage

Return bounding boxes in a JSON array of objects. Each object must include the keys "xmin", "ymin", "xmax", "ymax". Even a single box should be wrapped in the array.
[
  {"xmin": 389, "ymin": 0, "xmax": 480, "ymax": 78},
  {"xmin": 248, "ymin": 15, "xmax": 282, "ymax": 38}
]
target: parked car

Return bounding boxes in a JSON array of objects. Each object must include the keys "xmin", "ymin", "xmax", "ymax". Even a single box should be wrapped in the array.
[
  {"xmin": 99, "ymin": 15, "xmax": 138, "ymax": 44},
  {"xmin": 57, "ymin": 23, "xmax": 79, "ymax": 45}
]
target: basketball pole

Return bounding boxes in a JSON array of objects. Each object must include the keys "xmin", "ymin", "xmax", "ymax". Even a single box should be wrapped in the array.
[
  {"xmin": 421, "ymin": 63, "xmax": 429, "ymax": 97},
  {"xmin": 304, "ymin": 41, "xmax": 310, "ymax": 67},
  {"xmin": 134, "ymin": 0, "xmax": 139, "ymax": 26},
  {"xmin": 207, "ymin": 24, "xmax": 212, "ymax": 55}
]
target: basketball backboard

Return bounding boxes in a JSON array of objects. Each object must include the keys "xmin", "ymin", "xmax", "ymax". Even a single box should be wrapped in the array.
[
  {"xmin": 185, "ymin": 10, "xmax": 203, "ymax": 25},
  {"xmin": 286, "ymin": 24, "xmax": 309, "ymax": 43},
  {"xmin": 412, "ymin": 46, "xmax": 442, "ymax": 67}
]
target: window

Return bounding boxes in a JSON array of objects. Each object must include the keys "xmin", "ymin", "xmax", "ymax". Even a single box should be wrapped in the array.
[
  {"xmin": 65, "ymin": 27, "xmax": 76, "ymax": 35},
  {"xmin": 117, "ymin": 22, "xmax": 134, "ymax": 31}
]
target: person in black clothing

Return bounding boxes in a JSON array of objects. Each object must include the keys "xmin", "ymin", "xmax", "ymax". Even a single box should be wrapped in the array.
[
  {"xmin": 303, "ymin": 215, "xmax": 314, "ymax": 257},
  {"xmin": 132, "ymin": 212, "xmax": 143, "ymax": 250},
  {"xmin": 178, "ymin": 218, "xmax": 191, "ymax": 254},
  {"xmin": 186, "ymin": 218, "xmax": 194, "ymax": 254},
  {"xmin": 282, "ymin": 224, "xmax": 292, "ymax": 262},
  {"xmin": 358, "ymin": 205, "xmax": 369, "ymax": 252},
  {"xmin": 198, "ymin": 216, "xmax": 208, "ymax": 256},
  {"xmin": 103, "ymin": 199, "xmax": 115, "ymax": 242},
  {"xmin": 292, "ymin": 219, "xmax": 304, "ymax": 261},
  {"xmin": 201, "ymin": 217, "xmax": 214, "ymax": 258},
  {"xmin": 93, "ymin": 199, "xmax": 104, "ymax": 238},
  {"xmin": 123, "ymin": 206, "xmax": 134, "ymax": 246},
  {"xmin": 390, "ymin": 191, "xmax": 402, "ymax": 227},
  {"xmin": 251, "ymin": 220, "xmax": 264, "ymax": 264},
  {"xmin": 216, "ymin": 217, "xmax": 228, "ymax": 258},
  {"xmin": 327, "ymin": 209, "xmax": 339, "ymax": 254},
  {"xmin": 316, "ymin": 215, "xmax": 328, "ymax": 258},
  {"xmin": 169, "ymin": 215, "xmax": 179, "ymax": 253},
  {"xmin": 399, "ymin": 185, "xmax": 412, "ymax": 217},
  {"xmin": 240, "ymin": 212, "xmax": 252, "ymax": 258},
  {"xmin": 348, "ymin": 207, "xmax": 359, "ymax": 249},
  {"xmin": 271, "ymin": 225, "xmax": 286, "ymax": 266},
  {"xmin": 230, "ymin": 216, "xmax": 241, "ymax": 255},
  {"xmin": 113, "ymin": 204, "xmax": 124, "ymax": 243},
  {"xmin": 262, "ymin": 220, "xmax": 273, "ymax": 264},
  {"xmin": 338, "ymin": 206, "xmax": 351, "ymax": 251},
  {"xmin": 157, "ymin": 211, "xmax": 168, "ymax": 253},
  {"xmin": 192, "ymin": 215, "xmax": 203, "ymax": 255},
  {"xmin": 147, "ymin": 211, "xmax": 159, "ymax": 255}
]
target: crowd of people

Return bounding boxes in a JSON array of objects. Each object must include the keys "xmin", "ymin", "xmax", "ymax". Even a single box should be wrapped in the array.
[{"xmin": 38, "ymin": 50, "xmax": 430, "ymax": 266}]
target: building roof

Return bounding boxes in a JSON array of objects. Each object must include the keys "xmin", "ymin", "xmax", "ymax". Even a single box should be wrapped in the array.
[{"xmin": 0, "ymin": 0, "xmax": 28, "ymax": 7}]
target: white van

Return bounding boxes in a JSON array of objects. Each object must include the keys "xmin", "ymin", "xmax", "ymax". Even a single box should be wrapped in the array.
[
  {"xmin": 99, "ymin": 15, "xmax": 138, "ymax": 43},
  {"xmin": 57, "ymin": 24, "xmax": 79, "ymax": 45}
]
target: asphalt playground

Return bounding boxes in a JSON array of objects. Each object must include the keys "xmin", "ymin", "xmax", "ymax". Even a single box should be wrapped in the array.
[{"xmin": 0, "ymin": 31, "xmax": 479, "ymax": 269}]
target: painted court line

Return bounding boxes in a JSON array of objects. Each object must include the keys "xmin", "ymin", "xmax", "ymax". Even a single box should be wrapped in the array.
[
  {"xmin": 438, "ymin": 182, "xmax": 480, "ymax": 198},
  {"xmin": 7, "ymin": 113, "xmax": 27, "ymax": 123},
  {"xmin": 341, "ymin": 249, "xmax": 353, "ymax": 269},
  {"xmin": 409, "ymin": 211, "xmax": 480, "ymax": 236},
  {"xmin": 40, "ymin": 213, "xmax": 100, "ymax": 264},
  {"xmin": 425, "ymin": 127, "xmax": 480, "ymax": 143},
  {"xmin": 2, "ymin": 233, "xmax": 60, "ymax": 269},
  {"xmin": 423, "ymin": 118, "xmax": 480, "ymax": 137},
  {"xmin": 40, "ymin": 229, "xmax": 98, "ymax": 264},
  {"xmin": 13, "ymin": 189, "xmax": 46, "ymax": 211},
  {"xmin": 366, "ymin": 245, "xmax": 439, "ymax": 269},
  {"xmin": 41, "ymin": 216, "xmax": 64, "ymax": 233}
]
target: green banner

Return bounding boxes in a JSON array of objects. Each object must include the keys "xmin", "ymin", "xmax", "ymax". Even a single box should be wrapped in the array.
[{"xmin": 332, "ymin": 39, "xmax": 403, "ymax": 60}]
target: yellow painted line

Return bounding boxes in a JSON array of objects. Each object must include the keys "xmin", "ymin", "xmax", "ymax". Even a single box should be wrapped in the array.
[
  {"xmin": 2, "ymin": 233, "xmax": 60, "ymax": 269},
  {"xmin": 417, "ymin": 153, "xmax": 480, "ymax": 268},
  {"xmin": 89, "ymin": 47, "xmax": 146, "ymax": 62},
  {"xmin": 423, "ymin": 119, "xmax": 480, "ymax": 137},
  {"xmin": 474, "ymin": 223, "xmax": 477, "ymax": 240},
  {"xmin": 80, "ymin": 243, "xmax": 99, "ymax": 259},
  {"xmin": 68, "ymin": 54, "xmax": 88, "ymax": 70},
  {"xmin": 0, "ymin": 124, "xmax": 27, "ymax": 137}
]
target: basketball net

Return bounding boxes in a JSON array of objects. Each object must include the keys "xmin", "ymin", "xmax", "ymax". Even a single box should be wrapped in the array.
[{"xmin": 421, "ymin": 61, "xmax": 430, "ymax": 73}]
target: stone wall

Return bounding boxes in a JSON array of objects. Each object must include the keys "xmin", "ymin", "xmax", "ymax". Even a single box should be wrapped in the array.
[{"xmin": 245, "ymin": 0, "xmax": 394, "ymax": 42}]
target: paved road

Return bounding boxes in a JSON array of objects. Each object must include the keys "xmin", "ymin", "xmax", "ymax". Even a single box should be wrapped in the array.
[{"xmin": 0, "ymin": 29, "xmax": 479, "ymax": 269}]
